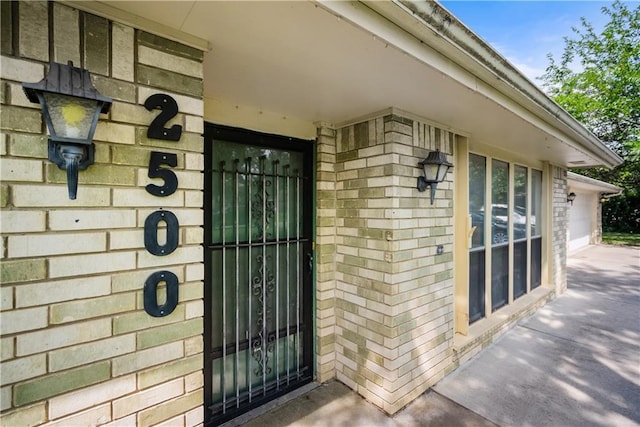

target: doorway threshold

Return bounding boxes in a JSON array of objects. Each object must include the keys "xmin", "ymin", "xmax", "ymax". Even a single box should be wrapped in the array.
[{"xmin": 219, "ymin": 382, "xmax": 320, "ymax": 427}]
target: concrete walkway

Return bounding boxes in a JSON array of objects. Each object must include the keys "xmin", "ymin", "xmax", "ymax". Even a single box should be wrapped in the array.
[
  {"xmin": 434, "ymin": 244, "xmax": 640, "ymax": 427},
  {"xmin": 233, "ymin": 245, "xmax": 639, "ymax": 427}
]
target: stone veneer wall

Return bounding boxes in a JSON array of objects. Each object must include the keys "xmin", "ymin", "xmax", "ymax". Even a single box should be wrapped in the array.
[
  {"xmin": 552, "ymin": 165, "xmax": 568, "ymax": 293},
  {"xmin": 0, "ymin": 2, "xmax": 205, "ymax": 425},
  {"xmin": 332, "ymin": 112, "xmax": 456, "ymax": 414}
]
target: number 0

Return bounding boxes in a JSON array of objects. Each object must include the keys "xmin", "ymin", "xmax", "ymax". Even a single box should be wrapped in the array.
[
  {"xmin": 144, "ymin": 271, "xmax": 179, "ymax": 317},
  {"xmin": 144, "ymin": 210, "xmax": 179, "ymax": 256}
]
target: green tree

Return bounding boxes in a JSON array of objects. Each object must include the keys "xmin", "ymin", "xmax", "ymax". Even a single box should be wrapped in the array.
[{"xmin": 540, "ymin": 0, "xmax": 640, "ymax": 232}]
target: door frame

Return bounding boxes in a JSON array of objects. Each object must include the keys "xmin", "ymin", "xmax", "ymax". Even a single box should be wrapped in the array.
[{"xmin": 203, "ymin": 122, "xmax": 315, "ymax": 425}]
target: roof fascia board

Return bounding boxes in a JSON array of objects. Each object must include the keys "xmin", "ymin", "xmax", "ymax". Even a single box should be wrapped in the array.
[
  {"xmin": 59, "ymin": 0, "xmax": 210, "ymax": 52},
  {"xmin": 393, "ymin": 0, "xmax": 623, "ymax": 168},
  {"xmin": 329, "ymin": 0, "xmax": 621, "ymax": 168},
  {"xmin": 567, "ymin": 171, "xmax": 623, "ymax": 193}
]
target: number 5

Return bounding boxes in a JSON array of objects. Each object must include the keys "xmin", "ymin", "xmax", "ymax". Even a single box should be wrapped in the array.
[{"xmin": 146, "ymin": 151, "xmax": 178, "ymax": 197}]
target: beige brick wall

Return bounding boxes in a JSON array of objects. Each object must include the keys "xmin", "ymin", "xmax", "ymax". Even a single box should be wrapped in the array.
[
  {"xmin": 315, "ymin": 123, "xmax": 337, "ymax": 383},
  {"xmin": 328, "ymin": 112, "xmax": 456, "ymax": 414},
  {"xmin": 1, "ymin": 2, "xmax": 204, "ymax": 425},
  {"xmin": 552, "ymin": 166, "xmax": 568, "ymax": 293}
]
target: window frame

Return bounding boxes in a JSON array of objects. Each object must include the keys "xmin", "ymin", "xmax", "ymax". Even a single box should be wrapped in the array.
[{"xmin": 454, "ymin": 138, "xmax": 547, "ymax": 335}]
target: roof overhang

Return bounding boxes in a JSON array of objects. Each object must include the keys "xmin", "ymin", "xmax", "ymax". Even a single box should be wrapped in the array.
[
  {"xmin": 66, "ymin": 0, "xmax": 622, "ymax": 169},
  {"xmin": 567, "ymin": 172, "xmax": 623, "ymax": 195}
]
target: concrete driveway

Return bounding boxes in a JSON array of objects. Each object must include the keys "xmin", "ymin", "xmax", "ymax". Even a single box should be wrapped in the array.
[
  {"xmin": 434, "ymin": 244, "xmax": 640, "ymax": 427},
  {"xmin": 233, "ymin": 244, "xmax": 639, "ymax": 427}
]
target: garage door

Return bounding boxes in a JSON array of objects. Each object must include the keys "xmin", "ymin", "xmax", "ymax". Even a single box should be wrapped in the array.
[{"xmin": 568, "ymin": 192, "xmax": 594, "ymax": 252}]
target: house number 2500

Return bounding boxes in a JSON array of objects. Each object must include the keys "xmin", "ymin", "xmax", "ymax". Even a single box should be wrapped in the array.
[{"xmin": 143, "ymin": 93, "xmax": 182, "ymax": 317}]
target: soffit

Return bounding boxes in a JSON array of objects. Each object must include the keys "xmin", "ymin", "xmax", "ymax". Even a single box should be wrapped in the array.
[{"xmin": 93, "ymin": 0, "xmax": 606, "ymax": 167}]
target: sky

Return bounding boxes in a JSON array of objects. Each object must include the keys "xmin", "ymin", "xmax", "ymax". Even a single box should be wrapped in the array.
[{"xmin": 439, "ymin": 1, "xmax": 618, "ymax": 88}]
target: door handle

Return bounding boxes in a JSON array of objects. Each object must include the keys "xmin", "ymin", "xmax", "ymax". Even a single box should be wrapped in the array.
[{"xmin": 306, "ymin": 252, "xmax": 313, "ymax": 274}]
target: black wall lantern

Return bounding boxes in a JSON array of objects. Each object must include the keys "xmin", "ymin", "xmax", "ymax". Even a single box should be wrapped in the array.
[
  {"xmin": 567, "ymin": 192, "xmax": 577, "ymax": 205},
  {"xmin": 417, "ymin": 149, "xmax": 453, "ymax": 204},
  {"xmin": 23, "ymin": 61, "xmax": 112, "ymax": 200}
]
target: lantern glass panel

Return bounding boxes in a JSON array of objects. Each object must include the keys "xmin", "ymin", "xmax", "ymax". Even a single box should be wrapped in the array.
[
  {"xmin": 436, "ymin": 164, "xmax": 449, "ymax": 182},
  {"xmin": 43, "ymin": 93, "xmax": 98, "ymax": 141},
  {"xmin": 423, "ymin": 163, "xmax": 439, "ymax": 182}
]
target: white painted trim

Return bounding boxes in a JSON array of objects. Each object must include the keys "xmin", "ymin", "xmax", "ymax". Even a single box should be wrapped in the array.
[{"xmin": 567, "ymin": 172, "xmax": 622, "ymax": 194}]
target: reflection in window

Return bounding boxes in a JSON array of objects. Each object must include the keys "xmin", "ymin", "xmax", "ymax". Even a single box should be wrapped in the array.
[
  {"xmin": 467, "ymin": 156, "xmax": 543, "ymax": 323},
  {"xmin": 513, "ymin": 166, "xmax": 528, "ymax": 299},
  {"xmin": 468, "ymin": 154, "xmax": 486, "ymax": 323},
  {"xmin": 469, "ymin": 154, "xmax": 486, "ymax": 248},
  {"xmin": 531, "ymin": 169, "xmax": 543, "ymax": 289},
  {"xmin": 514, "ymin": 166, "xmax": 527, "ymax": 241},
  {"xmin": 531, "ymin": 169, "xmax": 542, "ymax": 238},
  {"xmin": 491, "ymin": 160, "xmax": 509, "ymax": 311},
  {"xmin": 491, "ymin": 160, "xmax": 509, "ymax": 245}
]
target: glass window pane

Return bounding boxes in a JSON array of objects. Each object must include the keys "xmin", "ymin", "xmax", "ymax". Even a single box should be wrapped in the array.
[
  {"xmin": 469, "ymin": 154, "xmax": 486, "ymax": 248},
  {"xmin": 531, "ymin": 237, "xmax": 542, "ymax": 289},
  {"xmin": 469, "ymin": 154, "xmax": 487, "ymax": 324},
  {"xmin": 491, "ymin": 159, "xmax": 509, "ymax": 312},
  {"xmin": 491, "ymin": 245, "xmax": 509, "ymax": 311},
  {"xmin": 531, "ymin": 169, "xmax": 542, "ymax": 237},
  {"xmin": 491, "ymin": 160, "xmax": 509, "ymax": 245},
  {"xmin": 514, "ymin": 165, "xmax": 527, "ymax": 240},
  {"xmin": 211, "ymin": 141, "xmax": 304, "ymax": 245},
  {"xmin": 469, "ymin": 250, "xmax": 485, "ymax": 323},
  {"xmin": 514, "ymin": 240, "xmax": 527, "ymax": 299}
]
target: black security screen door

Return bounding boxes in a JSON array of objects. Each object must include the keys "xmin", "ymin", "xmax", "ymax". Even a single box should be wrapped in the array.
[{"xmin": 204, "ymin": 124, "xmax": 313, "ymax": 425}]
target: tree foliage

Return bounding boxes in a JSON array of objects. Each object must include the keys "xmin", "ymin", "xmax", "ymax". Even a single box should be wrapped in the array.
[{"xmin": 540, "ymin": 0, "xmax": 640, "ymax": 232}]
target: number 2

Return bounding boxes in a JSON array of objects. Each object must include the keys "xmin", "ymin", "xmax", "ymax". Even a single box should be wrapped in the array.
[{"xmin": 144, "ymin": 93, "xmax": 183, "ymax": 141}]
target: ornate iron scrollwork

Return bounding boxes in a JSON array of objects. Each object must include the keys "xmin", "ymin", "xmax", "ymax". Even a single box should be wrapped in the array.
[
  {"xmin": 251, "ymin": 254, "xmax": 276, "ymax": 376},
  {"xmin": 251, "ymin": 179, "xmax": 275, "ymax": 240}
]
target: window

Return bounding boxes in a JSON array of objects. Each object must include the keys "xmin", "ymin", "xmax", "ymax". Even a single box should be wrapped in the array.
[
  {"xmin": 469, "ymin": 154, "xmax": 486, "ymax": 323},
  {"xmin": 530, "ymin": 169, "xmax": 543, "ymax": 289},
  {"xmin": 467, "ymin": 153, "xmax": 543, "ymax": 324},
  {"xmin": 491, "ymin": 159, "xmax": 509, "ymax": 311},
  {"xmin": 513, "ymin": 165, "xmax": 528, "ymax": 299}
]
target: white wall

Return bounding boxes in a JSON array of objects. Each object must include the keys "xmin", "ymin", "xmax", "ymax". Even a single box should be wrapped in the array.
[{"xmin": 568, "ymin": 191, "xmax": 596, "ymax": 252}]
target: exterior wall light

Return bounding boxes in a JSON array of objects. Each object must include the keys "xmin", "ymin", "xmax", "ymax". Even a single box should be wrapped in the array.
[
  {"xmin": 567, "ymin": 192, "xmax": 577, "ymax": 205},
  {"xmin": 22, "ymin": 61, "xmax": 112, "ymax": 200},
  {"xmin": 417, "ymin": 149, "xmax": 453, "ymax": 204}
]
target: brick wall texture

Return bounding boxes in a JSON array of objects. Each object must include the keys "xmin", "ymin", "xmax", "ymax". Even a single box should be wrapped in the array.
[
  {"xmin": 0, "ymin": 2, "xmax": 205, "ymax": 426},
  {"xmin": 320, "ymin": 113, "xmax": 457, "ymax": 414},
  {"xmin": 315, "ymin": 124, "xmax": 338, "ymax": 383},
  {"xmin": 552, "ymin": 165, "xmax": 568, "ymax": 293}
]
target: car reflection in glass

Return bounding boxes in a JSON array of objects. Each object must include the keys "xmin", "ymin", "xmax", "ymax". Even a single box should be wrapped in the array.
[{"xmin": 471, "ymin": 205, "xmax": 527, "ymax": 245}]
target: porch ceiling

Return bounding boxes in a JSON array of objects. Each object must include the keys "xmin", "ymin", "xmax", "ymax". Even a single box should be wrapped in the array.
[{"xmin": 96, "ymin": 0, "xmax": 607, "ymax": 167}]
